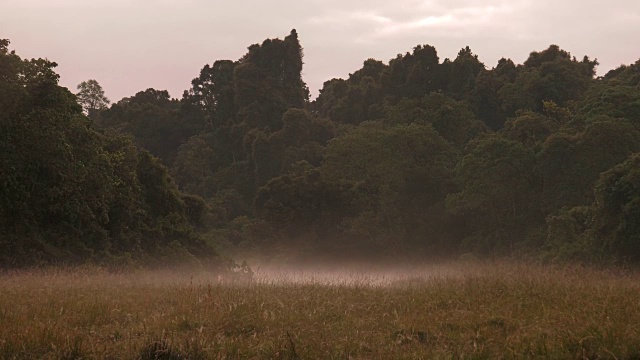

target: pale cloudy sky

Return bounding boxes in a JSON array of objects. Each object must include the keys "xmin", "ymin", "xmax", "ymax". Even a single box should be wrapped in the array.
[{"xmin": 2, "ymin": 0, "xmax": 639, "ymax": 101}]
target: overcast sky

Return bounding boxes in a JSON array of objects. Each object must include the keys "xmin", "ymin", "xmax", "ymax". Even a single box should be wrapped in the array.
[{"xmin": 2, "ymin": 0, "xmax": 639, "ymax": 102}]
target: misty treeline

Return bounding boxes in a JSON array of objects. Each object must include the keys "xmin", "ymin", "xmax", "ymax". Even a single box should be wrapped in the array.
[{"xmin": 1, "ymin": 30, "xmax": 640, "ymax": 268}]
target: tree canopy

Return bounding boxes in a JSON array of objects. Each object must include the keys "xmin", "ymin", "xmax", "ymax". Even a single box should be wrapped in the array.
[
  {"xmin": 0, "ymin": 39, "xmax": 222, "ymax": 268},
  {"xmin": 76, "ymin": 79, "xmax": 110, "ymax": 117},
  {"xmin": 3, "ymin": 32, "xmax": 640, "ymax": 266}
]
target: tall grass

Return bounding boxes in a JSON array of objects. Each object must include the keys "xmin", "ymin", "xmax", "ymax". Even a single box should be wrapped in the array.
[{"xmin": 1, "ymin": 261, "xmax": 639, "ymax": 359}]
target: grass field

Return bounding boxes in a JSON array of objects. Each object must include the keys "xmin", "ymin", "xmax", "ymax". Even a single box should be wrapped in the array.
[{"xmin": 1, "ymin": 261, "xmax": 639, "ymax": 359}]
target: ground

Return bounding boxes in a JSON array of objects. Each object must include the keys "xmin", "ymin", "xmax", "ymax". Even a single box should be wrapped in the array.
[{"xmin": 1, "ymin": 261, "xmax": 639, "ymax": 359}]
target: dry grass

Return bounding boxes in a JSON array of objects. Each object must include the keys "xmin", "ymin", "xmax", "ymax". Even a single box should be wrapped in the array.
[{"xmin": 1, "ymin": 261, "xmax": 639, "ymax": 359}]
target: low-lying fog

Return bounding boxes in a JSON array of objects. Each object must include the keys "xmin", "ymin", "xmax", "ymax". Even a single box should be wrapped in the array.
[
  {"xmin": 249, "ymin": 262, "xmax": 471, "ymax": 286},
  {"xmin": 0, "ymin": 261, "xmax": 480, "ymax": 289}
]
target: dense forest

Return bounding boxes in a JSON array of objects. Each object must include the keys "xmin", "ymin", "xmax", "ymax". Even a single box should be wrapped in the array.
[{"xmin": 1, "ymin": 30, "xmax": 640, "ymax": 267}]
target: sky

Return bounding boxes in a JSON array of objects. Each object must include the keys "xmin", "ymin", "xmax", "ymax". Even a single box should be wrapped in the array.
[{"xmin": 2, "ymin": 0, "xmax": 639, "ymax": 102}]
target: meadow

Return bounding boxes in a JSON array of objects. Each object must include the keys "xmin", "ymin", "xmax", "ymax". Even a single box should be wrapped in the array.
[{"xmin": 1, "ymin": 261, "xmax": 639, "ymax": 359}]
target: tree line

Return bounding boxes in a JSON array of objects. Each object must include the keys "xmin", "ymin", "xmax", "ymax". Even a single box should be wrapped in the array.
[
  {"xmin": 0, "ymin": 39, "xmax": 220, "ymax": 268},
  {"xmin": 2, "ymin": 30, "xmax": 640, "ymax": 266}
]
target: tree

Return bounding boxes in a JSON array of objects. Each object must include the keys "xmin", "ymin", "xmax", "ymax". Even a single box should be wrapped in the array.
[
  {"xmin": 468, "ymin": 58, "xmax": 518, "ymax": 130},
  {"xmin": 312, "ymin": 74, "xmax": 384, "ymax": 125},
  {"xmin": 234, "ymin": 29, "xmax": 309, "ymax": 131},
  {"xmin": 446, "ymin": 135, "xmax": 542, "ymax": 251},
  {"xmin": 170, "ymin": 136, "xmax": 217, "ymax": 197},
  {"xmin": 248, "ymin": 108, "xmax": 335, "ymax": 189},
  {"xmin": 591, "ymin": 154, "xmax": 640, "ymax": 261},
  {"xmin": 76, "ymin": 79, "xmax": 110, "ymax": 118},
  {"xmin": 0, "ymin": 40, "xmax": 221, "ymax": 267},
  {"xmin": 254, "ymin": 166, "xmax": 353, "ymax": 238},
  {"xmin": 501, "ymin": 110, "xmax": 558, "ymax": 150},
  {"xmin": 578, "ymin": 82, "xmax": 640, "ymax": 123},
  {"xmin": 499, "ymin": 45, "xmax": 597, "ymax": 116},
  {"xmin": 182, "ymin": 59, "xmax": 237, "ymax": 130},
  {"xmin": 446, "ymin": 46, "xmax": 486, "ymax": 101},
  {"xmin": 381, "ymin": 44, "xmax": 445, "ymax": 102},
  {"xmin": 384, "ymin": 92, "xmax": 486, "ymax": 147},
  {"xmin": 97, "ymin": 88, "xmax": 185, "ymax": 164},
  {"xmin": 537, "ymin": 118, "xmax": 640, "ymax": 213},
  {"xmin": 320, "ymin": 122, "xmax": 459, "ymax": 252}
]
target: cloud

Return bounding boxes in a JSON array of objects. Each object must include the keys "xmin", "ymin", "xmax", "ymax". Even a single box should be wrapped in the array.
[
  {"xmin": 305, "ymin": 0, "xmax": 529, "ymax": 44},
  {"xmin": 368, "ymin": 5, "xmax": 511, "ymax": 39},
  {"xmin": 373, "ymin": 14, "xmax": 455, "ymax": 36},
  {"xmin": 3, "ymin": 0, "xmax": 198, "ymax": 7},
  {"xmin": 309, "ymin": 11, "xmax": 392, "ymax": 25}
]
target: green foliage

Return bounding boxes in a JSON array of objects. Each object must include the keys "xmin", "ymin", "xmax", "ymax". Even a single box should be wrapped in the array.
[
  {"xmin": 502, "ymin": 111, "xmax": 558, "ymax": 149},
  {"xmin": 578, "ymin": 82, "xmax": 640, "ymax": 123},
  {"xmin": 97, "ymin": 88, "xmax": 192, "ymax": 164},
  {"xmin": 258, "ymin": 109, "xmax": 334, "ymax": 177},
  {"xmin": 544, "ymin": 206, "xmax": 594, "ymax": 261},
  {"xmin": 545, "ymin": 154, "xmax": 640, "ymax": 263},
  {"xmin": 603, "ymin": 59, "xmax": 640, "ymax": 86},
  {"xmin": 311, "ymin": 59, "xmax": 386, "ymax": 125},
  {"xmin": 4, "ymin": 32, "xmax": 640, "ymax": 264},
  {"xmin": 322, "ymin": 122, "xmax": 454, "ymax": 195},
  {"xmin": 255, "ymin": 166, "xmax": 353, "ymax": 237},
  {"xmin": 591, "ymin": 154, "xmax": 640, "ymax": 261},
  {"xmin": 312, "ymin": 76, "xmax": 384, "ymax": 125},
  {"xmin": 382, "ymin": 45, "xmax": 445, "ymax": 102},
  {"xmin": 320, "ymin": 122, "xmax": 459, "ymax": 252},
  {"xmin": 170, "ymin": 135, "xmax": 216, "ymax": 197},
  {"xmin": 0, "ymin": 40, "xmax": 221, "ymax": 268},
  {"xmin": 500, "ymin": 45, "xmax": 597, "ymax": 116},
  {"xmin": 537, "ymin": 118, "xmax": 640, "ymax": 213},
  {"xmin": 234, "ymin": 29, "xmax": 308, "ymax": 131},
  {"xmin": 447, "ymin": 135, "xmax": 542, "ymax": 251},
  {"xmin": 385, "ymin": 92, "xmax": 486, "ymax": 146},
  {"xmin": 76, "ymin": 79, "xmax": 110, "ymax": 118},
  {"xmin": 469, "ymin": 63, "xmax": 512, "ymax": 130},
  {"xmin": 446, "ymin": 46, "xmax": 486, "ymax": 100},
  {"xmin": 183, "ymin": 60, "xmax": 237, "ymax": 127}
]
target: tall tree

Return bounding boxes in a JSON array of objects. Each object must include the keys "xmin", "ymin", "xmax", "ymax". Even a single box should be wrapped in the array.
[
  {"xmin": 234, "ymin": 29, "xmax": 309, "ymax": 131},
  {"xmin": 382, "ymin": 45, "xmax": 444, "ymax": 102},
  {"xmin": 76, "ymin": 79, "xmax": 110, "ymax": 118},
  {"xmin": 499, "ymin": 45, "xmax": 597, "ymax": 115},
  {"xmin": 446, "ymin": 46, "xmax": 485, "ymax": 100}
]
